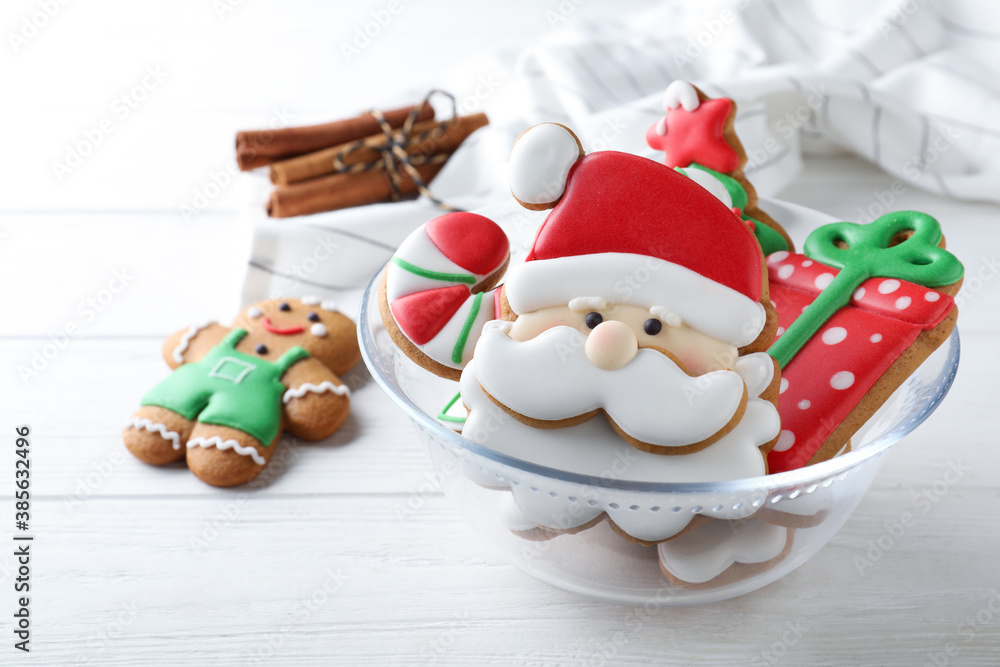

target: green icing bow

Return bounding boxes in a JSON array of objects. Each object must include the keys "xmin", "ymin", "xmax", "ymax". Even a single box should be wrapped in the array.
[{"xmin": 768, "ymin": 211, "xmax": 964, "ymax": 368}]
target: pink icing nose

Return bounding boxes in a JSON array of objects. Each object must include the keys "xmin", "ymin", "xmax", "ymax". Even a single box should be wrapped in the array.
[{"xmin": 585, "ymin": 320, "xmax": 638, "ymax": 370}]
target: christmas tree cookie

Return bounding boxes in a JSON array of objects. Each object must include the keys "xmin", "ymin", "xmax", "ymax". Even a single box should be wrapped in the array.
[{"xmin": 646, "ymin": 81, "xmax": 794, "ymax": 256}]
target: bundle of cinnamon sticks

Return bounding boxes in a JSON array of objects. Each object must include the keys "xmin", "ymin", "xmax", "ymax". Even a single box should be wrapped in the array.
[{"xmin": 236, "ymin": 103, "xmax": 488, "ymax": 218}]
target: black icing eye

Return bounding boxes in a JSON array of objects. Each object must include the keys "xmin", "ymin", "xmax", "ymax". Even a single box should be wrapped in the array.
[
  {"xmin": 255, "ymin": 343, "xmax": 268, "ymax": 355},
  {"xmin": 279, "ymin": 302, "xmax": 291, "ymax": 311},
  {"xmin": 585, "ymin": 312, "xmax": 603, "ymax": 329},
  {"xmin": 644, "ymin": 318, "xmax": 663, "ymax": 335},
  {"xmin": 307, "ymin": 312, "xmax": 320, "ymax": 322}
]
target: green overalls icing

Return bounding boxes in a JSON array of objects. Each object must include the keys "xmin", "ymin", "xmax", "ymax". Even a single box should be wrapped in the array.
[{"xmin": 141, "ymin": 328, "xmax": 309, "ymax": 446}]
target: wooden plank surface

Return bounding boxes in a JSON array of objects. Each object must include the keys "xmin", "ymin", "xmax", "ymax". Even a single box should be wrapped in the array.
[
  {"xmin": 2, "ymin": 0, "xmax": 1000, "ymax": 664},
  {"xmin": 1, "ymin": 163, "xmax": 998, "ymax": 666}
]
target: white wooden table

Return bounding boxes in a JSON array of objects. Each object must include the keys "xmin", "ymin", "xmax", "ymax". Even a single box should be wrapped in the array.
[{"xmin": 2, "ymin": 1, "xmax": 999, "ymax": 664}]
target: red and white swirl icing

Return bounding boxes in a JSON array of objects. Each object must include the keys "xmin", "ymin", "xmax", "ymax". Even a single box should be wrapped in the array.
[{"xmin": 385, "ymin": 212, "xmax": 509, "ymax": 370}]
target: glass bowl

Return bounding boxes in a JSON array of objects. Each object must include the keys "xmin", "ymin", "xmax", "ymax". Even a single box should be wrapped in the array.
[{"xmin": 358, "ymin": 200, "xmax": 961, "ymax": 605}]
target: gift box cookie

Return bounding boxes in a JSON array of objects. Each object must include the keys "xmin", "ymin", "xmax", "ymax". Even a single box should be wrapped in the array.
[{"xmin": 766, "ymin": 212, "xmax": 963, "ymax": 472}]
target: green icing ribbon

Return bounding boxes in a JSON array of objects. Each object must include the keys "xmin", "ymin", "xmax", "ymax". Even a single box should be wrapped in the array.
[
  {"xmin": 451, "ymin": 292, "xmax": 483, "ymax": 364},
  {"xmin": 768, "ymin": 211, "xmax": 964, "ymax": 369},
  {"xmin": 679, "ymin": 163, "xmax": 789, "ymax": 255},
  {"xmin": 391, "ymin": 257, "xmax": 476, "ymax": 284},
  {"xmin": 437, "ymin": 391, "xmax": 467, "ymax": 424}
]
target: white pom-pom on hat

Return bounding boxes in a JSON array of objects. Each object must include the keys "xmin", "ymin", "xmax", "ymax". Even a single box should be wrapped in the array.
[{"xmin": 508, "ymin": 123, "xmax": 584, "ymax": 211}]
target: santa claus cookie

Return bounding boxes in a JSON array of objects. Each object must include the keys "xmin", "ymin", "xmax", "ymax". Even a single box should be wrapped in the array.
[
  {"xmin": 384, "ymin": 122, "xmax": 782, "ymax": 453},
  {"xmin": 646, "ymin": 81, "xmax": 793, "ymax": 256},
  {"xmin": 380, "ymin": 123, "xmax": 785, "ymax": 543},
  {"xmin": 124, "ymin": 298, "xmax": 360, "ymax": 487}
]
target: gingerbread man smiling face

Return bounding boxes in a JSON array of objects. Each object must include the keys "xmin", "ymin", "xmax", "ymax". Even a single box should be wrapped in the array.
[{"xmin": 124, "ymin": 297, "xmax": 360, "ymax": 487}]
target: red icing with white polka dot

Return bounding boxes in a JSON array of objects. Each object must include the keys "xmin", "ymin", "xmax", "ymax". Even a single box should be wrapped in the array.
[{"xmin": 766, "ymin": 251, "xmax": 955, "ymax": 473}]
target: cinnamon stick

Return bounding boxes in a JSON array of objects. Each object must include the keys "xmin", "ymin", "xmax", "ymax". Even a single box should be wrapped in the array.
[
  {"xmin": 266, "ymin": 162, "xmax": 445, "ymax": 218},
  {"xmin": 269, "ymin": 113, "xmax": 489, "ymax": 186},
  {"xmin": 236, "ymin": 104, "xmax": 436, "ymax": 171}
]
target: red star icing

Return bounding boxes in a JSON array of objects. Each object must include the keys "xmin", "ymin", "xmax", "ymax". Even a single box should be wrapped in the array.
[{"xmin": 645, "ymin": 98, "xmax": 740, "ymax": 173}]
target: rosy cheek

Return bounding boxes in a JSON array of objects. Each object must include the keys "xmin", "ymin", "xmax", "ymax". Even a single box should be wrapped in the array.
[
  {"xmin": 680, "ymin": 356, "xmax": 703, "ymax": 375},
  {"xmin": 671, "ymin": 346, "xmax": 706, "ymax": 375}
]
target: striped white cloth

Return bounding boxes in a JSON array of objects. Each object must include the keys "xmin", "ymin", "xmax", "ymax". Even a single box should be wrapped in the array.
[{"xmin": 243, "ymin": 0, "xmax": 1000, "ymax": 309}]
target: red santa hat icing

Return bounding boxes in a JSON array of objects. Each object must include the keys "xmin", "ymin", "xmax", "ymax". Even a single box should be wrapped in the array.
[{"xmin": 505, "ymin": 123, "xmax": 767, "ymax": 348}]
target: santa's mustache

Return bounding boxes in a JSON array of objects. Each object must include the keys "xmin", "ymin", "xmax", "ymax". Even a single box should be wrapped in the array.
[{"xmin": 473, "ymin": 323, "xmax": 748, "ymax": 453}]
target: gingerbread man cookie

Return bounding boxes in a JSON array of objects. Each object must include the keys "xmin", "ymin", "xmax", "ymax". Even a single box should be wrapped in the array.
[{"xmin": 124, "ymin": 298, "xmax": 360, "ymax": 486}]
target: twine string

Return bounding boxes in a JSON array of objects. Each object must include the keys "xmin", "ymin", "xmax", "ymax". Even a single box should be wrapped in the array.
[{"xmin": 332, "ymin": 90, "xmax": 461, "ymax": 211}]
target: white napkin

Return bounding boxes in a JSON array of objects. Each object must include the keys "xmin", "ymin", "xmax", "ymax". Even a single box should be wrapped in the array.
[{"xmin": 243, "ymin": 0, "xmax": 1000, "ymax": 310}]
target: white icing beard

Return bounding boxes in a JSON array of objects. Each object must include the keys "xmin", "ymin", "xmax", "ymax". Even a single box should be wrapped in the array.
[
  {"xmin": 458, "ymin": 330, "xmax": 780, "ymax": 542},
  {"xmin": 474, "ymin": 324, "xmax": 745, "ymax": 449}
]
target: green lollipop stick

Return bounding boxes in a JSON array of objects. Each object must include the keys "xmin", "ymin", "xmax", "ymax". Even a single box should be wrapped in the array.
[{"xmin": 768, "ymin": 211, "xmax": 964, "ymax": 369}]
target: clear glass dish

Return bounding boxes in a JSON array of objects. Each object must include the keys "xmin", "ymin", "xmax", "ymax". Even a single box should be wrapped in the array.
[{"xmin": 358, "ymin": 200, "xmax": 961, "ymax": 605}]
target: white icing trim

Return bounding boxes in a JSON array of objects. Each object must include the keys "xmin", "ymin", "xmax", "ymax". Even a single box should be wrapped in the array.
[
  {"xmin": 172, "ymin": 321, "xmax": 214, "ymax": 364},
  {"xmin": 663, "ymin": 80, "xmax": 700, "ymax": 112},
  {"xmin": 735, "ymin": 352, "xmax": 775, "ymax": 399},
  {"xmin": 649, "ymin": 306, "xmax": 682, "ymax": 328},
  {"xmin": 508, "ymin": 123, "xmax": 581, "ymax": 206},
  {"xmin": 300, "ymin": 295, "xmax": 321, "ymax": 306},
  {"xmin": 499, "ymin": 492, "xmax": 541, "ymax": 532},
  {"xmin": 320, "ymin": 300, "xmax": 337, "ymax": 312},
  {"xmin": 568, "ymin": 296, "xmax": 607, "ymax": 312},
  {"xmin": 282, "ymin": 381, "xmax": 350, "ymax": 404},
  {"xmin": 658, "ymin": 519, "xmax": 789, "ymax": 584},
  {"xmin": 208, "ymin": 356, "xmax": 254, "ymax": 384},
  {"xmin": 125, "ymin": 417, "xmax": 182, "ymax": 451},
  {"xmin": 247, "ymin": 307, "xmax": 263, "ymax": 319},
  {"xmin": 505, "ymin": 253, "xmax": 766, "ymax": 347},
  {"xmin": 310, "ymin": 323, "xmax": 327, "ymax": 337},
  {"xmin": 187, "ymin": 436, "xmax": 266, "ymax": 466}
]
